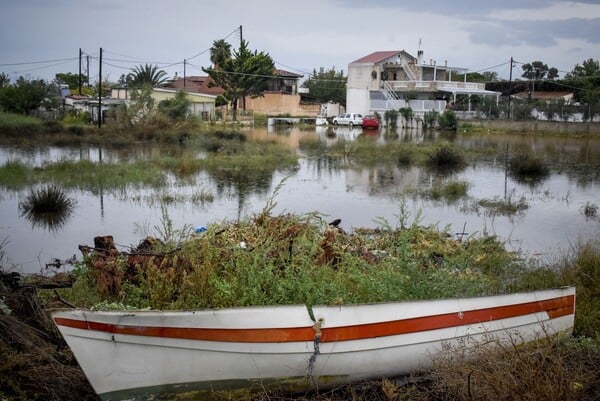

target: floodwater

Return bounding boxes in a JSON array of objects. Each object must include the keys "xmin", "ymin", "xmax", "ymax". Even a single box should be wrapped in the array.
[{"xmin": 1, "ymin": 125, "xmax": 599, "ymax": 273}]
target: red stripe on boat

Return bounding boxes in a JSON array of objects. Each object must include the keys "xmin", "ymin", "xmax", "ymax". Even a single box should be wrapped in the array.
[{"xmin": 53, "ymin": 295, "xmax": 574, "ymax": 343}]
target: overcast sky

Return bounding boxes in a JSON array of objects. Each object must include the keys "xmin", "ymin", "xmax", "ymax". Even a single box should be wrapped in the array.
[{"xmin": 1, "ymin": 0, "xmax": 599, "ymax": 83}]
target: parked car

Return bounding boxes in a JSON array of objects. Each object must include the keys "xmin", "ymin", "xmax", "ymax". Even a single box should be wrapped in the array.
[
  {"xmin": 362, "ymin": 114, "xmax": 379, "ymax": 129},
  {"xmin": 333, "ymin": 113, "xmax": 363, "ymax": 127}
]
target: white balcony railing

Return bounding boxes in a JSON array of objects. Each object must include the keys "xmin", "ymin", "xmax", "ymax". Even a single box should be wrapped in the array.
[{"xmin": 389, "ymin": 80, "xmax": 486, "ymax": 91}]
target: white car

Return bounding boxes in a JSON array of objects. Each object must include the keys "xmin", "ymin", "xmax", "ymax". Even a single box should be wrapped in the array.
[{"xmin": 332, "ymin": 113, "xmax": 363, "ymax": 127}]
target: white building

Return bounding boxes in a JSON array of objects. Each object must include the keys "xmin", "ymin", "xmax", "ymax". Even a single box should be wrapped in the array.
[{"xmin": 346, "ymin": 50, "xmax": 500, "ymax": 117}]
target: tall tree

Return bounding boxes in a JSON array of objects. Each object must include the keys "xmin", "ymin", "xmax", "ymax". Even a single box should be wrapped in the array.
[
  {"xmin": 566, "ymin": 58, "xmax": 600, "ymax": 79},
  {"xmin": 0, "ymin": 72, "xmax": 9, "ymax": 88},
  {"xmin": 210, "ymin": 39, "xmax": 232, "ymax": 69},
  {"xmin": 521, "ymin": 61, "xmax": 559, "ymax": 80},
  {"xmin": 55, "ymin": 72, "xmax": 85, "ymax": 89},
  {"xmin": 0, "ymin": 77, "xmax": 56, "ymax": 115},
  {"xmin": 301, "ymin": 67, "xmax": 346, "ymax": 106},
  {"xmin": 203, "ymin": 39, "xmax": 274, "ymax": 120},
  {"xmin": 127, "ymin": 64, "xmax": 168, "ymax": 87},
  {"xmin": 565, "ymin": 58, "xmax": 600, "ymax": 121}
]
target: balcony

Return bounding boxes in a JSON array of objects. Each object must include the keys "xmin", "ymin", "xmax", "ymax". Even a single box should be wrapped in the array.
[{"xmin": 388, "ymin": 80, "xmax": 486, "ymax": 92}]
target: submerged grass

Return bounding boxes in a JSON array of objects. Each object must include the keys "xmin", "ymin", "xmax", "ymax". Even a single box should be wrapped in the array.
[{"xmin": 0, "ymin": 159, "xmax": 167, "ymax": 191}]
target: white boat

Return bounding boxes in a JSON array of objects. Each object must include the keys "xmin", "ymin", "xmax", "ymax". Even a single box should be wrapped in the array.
[{"xmin": 51, "ymin": 286, "xmax": 575, "ymax": 401}]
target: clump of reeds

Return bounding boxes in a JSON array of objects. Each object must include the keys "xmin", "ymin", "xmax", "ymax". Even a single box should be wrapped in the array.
[
  {"xmin": 426, "ymin": 144, "xmax": 465, "ymax": 170},
  {"xmin": 581, "ymin": 202, "xmax": 598, "ymax": 220},
  {"xmin": 427, "ymin": 180, "xmax": 469, "ymax": 202},
  {"xmin": 508, "ymin": 152, "xmax": 549, "ymax": 182},
  {"xmin": 18, "ymin": 185, "xmax": 76, "ymax": 231},
  {"xmin": 476, "ymin": 194, "xmax": 529, "ymax": 216}
]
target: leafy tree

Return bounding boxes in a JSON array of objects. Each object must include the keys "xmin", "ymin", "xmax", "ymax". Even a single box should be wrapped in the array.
[
  {"xmin": 521, "ymin": 61, "xmax": 559, "ymax": 80},
  {"xmin": 453, "ymin": 71, "xmax": 498, "ymax": 83},
  {"xmin": 301, "ymin": 67, "xmax": 346, "ymax": 106},
  {"xmin": 55, "ymin": 72, "xmax": 85, "ymax": 90},
  {"xmin": 203, "ymin": 39, "xmax": 274, "ymax": 120},
  {"xmin": 127, "ymin": 64, "xmax": 168, "ymax": 88},
  {"xmin": 0, "ymin": 77, "xmax": 57, "ymax": 115},
  {"xmin": 0, "ymin": 72, "xmax": 9, "ymax": 88},
  {"xmin": 158, "ymin": 90, "xmax": 190, "ymax": 119},
  {"xmin": 566, "ymin": 58, "xmax": 600, "ymax": 79},
  {"xmin": 565, "ymin": 58, "xmax": 600, "ymax": 121},
  {"xmin": 399, "ymin": 106, "xmax": 414, "ymax": 127},
  {"xmin": 127, "ymin": 83, "xmax": 156, "ymax": 125},
  {"xmin": 210, "ymin": 39, "xmax": 232, "ymax": 69}
]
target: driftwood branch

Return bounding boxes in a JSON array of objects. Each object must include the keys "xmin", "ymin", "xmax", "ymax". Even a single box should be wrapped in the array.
[{"xmin": 53, "ymin": 290, "xmax": 77, "ymax": 308}]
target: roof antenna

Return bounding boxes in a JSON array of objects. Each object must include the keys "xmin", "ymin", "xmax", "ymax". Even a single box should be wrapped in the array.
[{"xmin": 418, "ymin": 37, "xmax": 422, "ymax": 52}]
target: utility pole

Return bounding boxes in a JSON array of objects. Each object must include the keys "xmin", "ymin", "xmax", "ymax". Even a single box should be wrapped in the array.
[
  {"xmin": 183, "ymin": 59, "xmax": 186, "ymax": 89},
  {"xmin": 239, "ymin": 24, "xmax": 243, "ymax": 47},
  {"xmin": 86, "ymin": 55, "xmax": 90, "ymax": 87},
  {"xmin": 78, "ymin": 48, "xmax": 82, "ymax": 95},
  {"xmin": 508, "ymin": 57, "xmax": 513, "ymax": 120},
  {"xmin": 98, "ymin": 47, "xmax": 102, "ymax": 129}
]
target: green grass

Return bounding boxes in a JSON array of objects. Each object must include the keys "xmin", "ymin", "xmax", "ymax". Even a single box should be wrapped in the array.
[
  {"xmin": 0, "ymin": 159, "xmax": 167, "ymax": 191},
  {"xmin": 0, "ymin": 111, "xmax": 43, "ymax": 126}
]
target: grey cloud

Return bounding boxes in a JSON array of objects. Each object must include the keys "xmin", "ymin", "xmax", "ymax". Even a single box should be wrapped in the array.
[
  {"xmin": 334, "ymin": 0, "xmax": 560, "ymax": 15},
  {"xmin": 467, "ymin": 17, "xmax": 600, "ymax": 48}
]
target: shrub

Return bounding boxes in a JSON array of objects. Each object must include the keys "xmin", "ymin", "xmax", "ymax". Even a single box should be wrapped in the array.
[
  {"xmin": 438, "ymin": 109, "xmax": 457, "ymax": 130},
  {"xmin": 427, "ymin": 144, "xmax": 465, "ymax": 169}
]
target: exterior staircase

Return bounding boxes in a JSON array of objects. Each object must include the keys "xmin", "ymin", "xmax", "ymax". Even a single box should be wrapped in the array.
[{"xmin": 381, "ymin": 81, "xmax": 404, "ymax": 110}]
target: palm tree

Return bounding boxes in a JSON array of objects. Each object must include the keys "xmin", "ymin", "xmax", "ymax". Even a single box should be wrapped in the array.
[
  {"xmin": 127, "ymin": 64, "xmax": 168, "ymax": 87},
  {"xmin": 209, "ymin": 39, "xmax": 232, "ymax": 69}
]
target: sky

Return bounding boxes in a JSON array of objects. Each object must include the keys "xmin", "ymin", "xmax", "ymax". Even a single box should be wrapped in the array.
[{"xmin": 1, "ymin": 0, "xmax": 600, "ymax": 84}]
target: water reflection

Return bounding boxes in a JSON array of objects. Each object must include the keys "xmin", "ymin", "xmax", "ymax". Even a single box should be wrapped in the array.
[
  {"xmin": 1, "ymin": 127, "xmax": 599, "ymax": 273},
  {"xmin": 18, "ymin": 185, "xmax": 76, "ymax": 233}
]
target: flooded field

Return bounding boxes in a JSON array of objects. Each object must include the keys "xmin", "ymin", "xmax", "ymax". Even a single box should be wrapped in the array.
[{"xmin": 1, "ymin": 126, "xmax": 599, "ymax": 273}]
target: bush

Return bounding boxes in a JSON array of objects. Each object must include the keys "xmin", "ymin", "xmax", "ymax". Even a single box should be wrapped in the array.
[{"xmin": 438, "ymin": 109, "xmax": 457, "ymax": 130}]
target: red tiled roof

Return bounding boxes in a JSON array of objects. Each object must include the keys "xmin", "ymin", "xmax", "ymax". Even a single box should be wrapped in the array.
[
  {"xmin": 350, "ymin": 51, "xmax": 400, "ymax": 65},
  {"xmin": 161, "ymin": 76, "xmax": 224, "ymax": 96},
  {"xmin": 275, "ymin": 69, "xmax": 303, "ymax": 78}
]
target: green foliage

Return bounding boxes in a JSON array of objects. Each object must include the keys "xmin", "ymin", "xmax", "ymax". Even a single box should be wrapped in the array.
[
  {"xmin": 437, "ymin": 109, "xmax": 457, "ymax": 130},
  {"xmin": 209, "ymin": 39, "xmax": 232, "ymax": 68},
  {"xmin": 384, "ymin": 109, "xmax": 398, "ymax": 128},
  {"xmin": 157, "ymin": 90, "xmax": 190, "ymax": 120},
  {"xmin": 55, "ymin": 72, "xmax": 86, "ymax": 90},
  {"xmin": 0, "ymin": 77, "xmax": 58, "ymax": 115},
  {"xmin": 62, "ymin": 109, "xmax": 90, "ymax": 125},
  {"xmin": 127, "ymin": 64, "xmax": 168, "ymax": 87},
  {"xmin": 508, "ymin": 152, "xmax": 550, "ymax": 182},
  {"xmin": 203, "ymin": 39, "xmax": 275, "ymax": 120},
  {"xmin": 422, "ymin": 110, "xmax": 438, "ymax": 129},
  {"xmin": 426, "ymin": 180, "xmax": 469, "ymax": 202},
  {"xmin": 68, "ymin": 210, "xmax": 531, "ymax": 310},
  {"xmin": 301, "ymin": 67, "xmax": 347, "ymax": 106},
  {"xmin": 127, "ymin": 84, "xmax": 156, "ymax": 125},
  {"xmin": 521, "ymin": 60, "xmax": 559, "ymax": 80},
  {"xmin": 398, "ymin": 107, "xmax": 414, "ymax": 127},
  {"xmin": 426, "ymin": 144, "xmax": 465, "ymax": 169}
]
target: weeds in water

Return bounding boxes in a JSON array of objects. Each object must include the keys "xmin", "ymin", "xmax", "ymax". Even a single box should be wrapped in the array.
[
  {"xmin": 426, "ymin": 144, "xmax": 466, "ymax": 171},
  {"xmin": 18, "ymin": 185, "xmax": 76, "ymax": 231},
  {"xmin": 508, "ymin": 151, "xmax": 550, "ymax": 184},
  {"xmin": 475, "ymin": 192, "xmax": 529, "ymax": 216},
  {"xmin": 422, "ymin": 179, "xmax": 469, "ymax": 203},
  {"xmin": 581, "ymin": 202, "xmax": 598, "ymax": 220}
]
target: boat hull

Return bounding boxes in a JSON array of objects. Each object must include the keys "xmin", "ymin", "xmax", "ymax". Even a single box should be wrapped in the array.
[{"xmin": 51, "ymin": 287, "xmax": 575, "ymax": 400}]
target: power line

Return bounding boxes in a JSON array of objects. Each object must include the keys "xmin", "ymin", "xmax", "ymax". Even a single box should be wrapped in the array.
[{"xmin": 0, "ymin": 56, "xmax": 78, "ymax": 67}]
